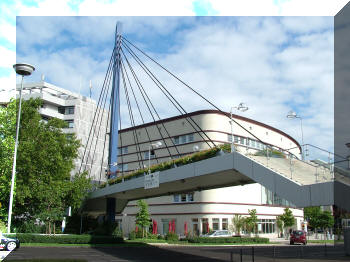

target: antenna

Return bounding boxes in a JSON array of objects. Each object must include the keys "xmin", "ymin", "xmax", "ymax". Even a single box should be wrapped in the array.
[
  {"xmin": 89, "ymin": 80, "xmax": 92, "ymax": 98},
  {"xmin": 41, "ymin": 74, "xmax": 45, "ymax": 82}
]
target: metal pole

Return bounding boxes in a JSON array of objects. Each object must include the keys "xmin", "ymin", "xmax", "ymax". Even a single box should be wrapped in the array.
[
  {"xmin": 300, "ymin": 117, "xmax": 304, "ymax": 160},
  {"xmin": 240, "ymin": 248, "xmax": 243, "ymax": 262},
  {"xmin": 148, "ymin": 145, "xmax": 151, "ymax": 174},
  {"xmin": 230, "ymin": 107, "xmax": 235, "ymax": 153},
  {"xmin": 7, "ymin": 75, "xmax": 24, "ymax": 233}
]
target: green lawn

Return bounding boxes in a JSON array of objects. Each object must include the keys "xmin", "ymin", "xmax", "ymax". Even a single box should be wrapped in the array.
[{"xmin": 308, "ymin": 239, "xmax": 344, "ymax": 244}]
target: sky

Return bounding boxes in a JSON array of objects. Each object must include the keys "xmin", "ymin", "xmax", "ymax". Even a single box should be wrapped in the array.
[{"xmin": 0, "ymin": 0, "xmax": 349, "ymax": 161}]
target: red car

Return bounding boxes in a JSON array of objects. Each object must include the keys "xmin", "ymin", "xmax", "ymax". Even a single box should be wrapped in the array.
[{"xmin": 290, "ymin": 230, "xmax": 307, "ymax": 245}]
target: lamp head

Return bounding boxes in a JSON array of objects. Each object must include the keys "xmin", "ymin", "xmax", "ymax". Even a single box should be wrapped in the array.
[
  {"xmin": 152, "ymin": 141, "xmax": 162, "ymax": 148},
  {"xmin": 238, "ymin": 103, "xmax": 249, "ymax": 112},
  {"xmin": 287, "ymin": 110, "xmax": 297, "ymax": 119},
  {"xmin": 193, "ymin": 145, "xmax": 199, "ymax": 152},
  {"xmin": 13, "ymin": 63, "xmax": 35, "ymax": 76}
]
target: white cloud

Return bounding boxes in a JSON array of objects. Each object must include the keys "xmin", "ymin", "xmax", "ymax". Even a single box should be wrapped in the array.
[{"xmin": 0, "ymin": 46, "xmax": 15, "ymax": 68}]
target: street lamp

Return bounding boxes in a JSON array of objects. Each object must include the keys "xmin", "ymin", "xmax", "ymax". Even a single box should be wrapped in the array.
[
  {"xmin": 230, "ymin": 103, "xmax": 249, "ymax": 152},
  {"xmin": 148, "ymin": 141, "xmax": 162, "ymax": 174},
  {"xmin": 287, "ymin": 110, "xmax": 304, "ymax": 160},
  {"xmin": 8, "ymin": 63, "xmax": 35, "ymax": 233}
]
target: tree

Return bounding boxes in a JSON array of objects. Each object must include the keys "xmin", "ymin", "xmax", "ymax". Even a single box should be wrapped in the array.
[
  {"xmin": 304, "ymin": 206, "xmax": 322, "ymax": 231},
  {"xmin": 135, "ymin": 199, "xmax": 151, "ymax": 238},
  {"xmin": 0, "ymin": 98, "xmax": 92, "ymax": 233},
  {"xmin": 230, "ymin": 214, "xmax": 245, "ymax": 236},
  {"xmin": 0, "ymin": 100, "xmax": 16, "ymax": 220},
  {"xmin": 280, "ymin": 208, "xmax": 295, "ymax": 238},
  {"xmin": 318, "ymin": 211, "xmax": 334, "ymax": 239},
  {"xmin": 276, "ymin": 215, "xmax": 284, "ymax": 237},
  {"xmin": 244, "ymin": 209, "xmax": 258, "ymax": 236}
]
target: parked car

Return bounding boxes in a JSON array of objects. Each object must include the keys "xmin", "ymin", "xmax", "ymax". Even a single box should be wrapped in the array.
[
  {"xmin": 202, "ymin": 230, "xmax": 232, "ymax": 237},
  {"xmin": 0, "ymin": 235, "xmax": 20, "ymax": 251},
  {"xmin": 290, "ymin": 230, "xmax": 307, "ymax": 245}
]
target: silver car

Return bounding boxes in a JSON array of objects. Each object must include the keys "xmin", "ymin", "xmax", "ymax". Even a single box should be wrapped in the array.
[{"xmin": 203, "ymin": 230, "xmax": 232, "ymax": 237}]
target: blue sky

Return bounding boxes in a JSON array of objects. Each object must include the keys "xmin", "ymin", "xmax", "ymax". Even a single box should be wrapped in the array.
[{"xmin": 0, "ymin": 0, "xmax": 348, "ymax": 161}]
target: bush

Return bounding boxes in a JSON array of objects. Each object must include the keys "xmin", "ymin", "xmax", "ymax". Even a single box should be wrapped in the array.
[
  {"xmin": 9, "ymin": 233, "xmax": 124, "ymax": 244},
  {"xmin": 187, "ymin": 236, "xmax": 269, "ymax": 244},
  {"xmin": 0, "ymin": 220, "xmax": 7, "ymax": 233},
  {"xmin": 254, "ymin": 149, "xmax": 285, "ymax": 158},
  {"xmin": 165, "ymin": 232, "xmax": 179, "ymax": 241},
  {"xmin": 14, "ymin": 220, "xmax": 45, "ymax": 234},
  {"xmin": 128, "ymin": 229, "xmax": 143, "ymax": 240}
]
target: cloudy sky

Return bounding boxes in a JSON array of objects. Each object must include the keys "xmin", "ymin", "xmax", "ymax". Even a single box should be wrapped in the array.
[{"xmin": 0, "ymin": 0, "xmax": 348, "ymax": 161}]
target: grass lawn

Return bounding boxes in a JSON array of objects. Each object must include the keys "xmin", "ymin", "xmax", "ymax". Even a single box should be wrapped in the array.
[{"xmin": 308, "ymin": 239, "xmax": 344, "ymax": 244}]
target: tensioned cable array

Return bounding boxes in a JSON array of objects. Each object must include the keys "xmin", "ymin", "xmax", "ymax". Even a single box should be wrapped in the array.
[{"xmin": 79, "ymin": 35, "xmax": 271, "ymax": 182}]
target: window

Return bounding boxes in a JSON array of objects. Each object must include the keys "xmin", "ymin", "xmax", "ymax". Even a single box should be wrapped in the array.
[
  {"xmin": 222, "ymin": 218, "xmax": 228, "ymax": 230},
  {"xmin": 174, "ymin": 195, "xmax": 180, "ymax": 202},
  {"xmin": 58, "ymin": 106, "xmax": 75, "ymax": 115},
  {"xmin": 65, "ymin": 120, "xmax": 74, "ymax": 128},
  {"xmin": 187, "ymin": 192, "xmax": 194, "ymax": 202},
  {"xmin": 240, "ymin": 137, "xmax": 245, "ymax": 145},
  {"xmin": 192, "ymin": 218, "xmax": 199, "ymax": 236},
  {"xmin": 118, "ymin": 146, "xmax": 128, "ymax": 155},
  {"xmin": 212, "ymin": 218, "xmax": 219, "ymax": 231},
  {"xmin": 234, "ymin": 136, "xmax": 239, "ymax": 143},
  {"xmin": 257, "ymin": 219, "xmax": 276, "ymax": 234},
  {"xmin": 144, "ymin": 151, "xmax": 155, "ymax": 159},
  {"xmin": 173, "ymin": 134, "xmax": 194, "ymax": 145},
  {"xmin": 118, "ymin": 163, "xmax": 128, "ymax": 171},
  {"xmin": 173, "ymin": 193, "xmax": 194, "ymax": 203},
  {"xmin": 227, "ymin": 134, "xmax": 232, "ymax": 142},
  {"xmin": 202, "ymin": 218, "xmax": 209, "ymax": 234},
  {"xmin": 66, "ymin": 106, "xmax": 74, "ymax": 115}
]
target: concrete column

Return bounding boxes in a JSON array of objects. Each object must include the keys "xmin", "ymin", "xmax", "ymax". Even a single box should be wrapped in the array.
[
  {"xmin": 344, "ymin": 228, "xmax": 350, "ymax": 256},
  {"xmin": 106, "ymin": 198, "xmax": 116, "ymax": 223}
]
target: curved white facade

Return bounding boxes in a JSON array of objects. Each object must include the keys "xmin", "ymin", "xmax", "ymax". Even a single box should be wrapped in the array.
[{"xmin": 115, "ymin": 110, "xmax": 304, "ymax": 238}]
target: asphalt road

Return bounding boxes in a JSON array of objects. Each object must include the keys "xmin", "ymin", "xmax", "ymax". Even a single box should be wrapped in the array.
[{"xmin": 4, "ymin": 244, "xmax": 349, "ymax": 262}]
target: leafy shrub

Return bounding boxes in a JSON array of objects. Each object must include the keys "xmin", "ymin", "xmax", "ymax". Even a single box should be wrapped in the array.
[
  {"xmin": 128, "ymin": 229, "xmax": 143, "ymax": 240},
  {"xmin": 15, "ymin": 220, "xmax": 45, "ymax": 234},
  {"xmin": 100, "ymin": 146, "xmax": 223, "ymax": 189},
  {"xmin": 165, "ymin": 232, "xmax": 179, "ymax": 241},
  {"xmin": 10, "ymin": 233, "xmax": 123, "ymax": 244},
  {"xmin": 187, "ymin": 236, "xmax": 269, "ymax": 244},
  {"xmin": 0, "ymin": 220, "xmax": 7, "ymax": 233}
]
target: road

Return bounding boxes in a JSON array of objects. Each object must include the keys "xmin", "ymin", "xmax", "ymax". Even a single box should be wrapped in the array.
[{"xmin": 4, "ymin": 244, "xmax": 349, "ymax": 261}]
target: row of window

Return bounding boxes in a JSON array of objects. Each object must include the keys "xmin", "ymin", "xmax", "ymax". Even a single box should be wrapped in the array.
[
  {"xmin": 58, "ymin": 106, "xmax": 75, "ymax": 115},
  {"xmin": 116, "ymin": 133, "xmax": 195, "ymax": 157},
  {"xmin": 173, "ymin": 193, "xmax": 194, "ymax": 202},
  {"xmin": 227, "ymin": 134, "xmax": 266, "ymax": 150},
  {"xmin": 64, "ymin": 120, "xmax": 74, "ymax": 128},
  {"xmin": 174, "ymin": 134, "xmax": 194, "ymax": 145}
]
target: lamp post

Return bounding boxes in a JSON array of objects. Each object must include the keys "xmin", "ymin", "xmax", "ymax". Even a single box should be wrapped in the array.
[
  {"xmin": 8, "ymin": 63, "xmax": 35, "ymax": 233},
  {"xmin": 148, "ymin": 141, "xmax": 162, "ymax": 174},
  {"xmin": 287, "ymin": 110, "xmax": 304, "ymax": 160},
  {"xmin": 229, "ymin": 103, "xmax": 248, "ymax": 152}
]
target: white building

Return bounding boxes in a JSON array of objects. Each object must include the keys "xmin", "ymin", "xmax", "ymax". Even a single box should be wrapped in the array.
[
  {"xmin": 16, "ymin": 81, "xmax": 304, "ymax": 237},
  {"xmin": 16, "ymin": 81, "xmax": 109, "ymax": 183},
  {"xmin": 113, "ymin": 110, "xmax": 304, "ymax": 237}
]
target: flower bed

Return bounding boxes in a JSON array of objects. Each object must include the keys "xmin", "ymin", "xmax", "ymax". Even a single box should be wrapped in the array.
[{"xmin": 98, "ymin": 145, "xmax": 226, "ymax": 189}]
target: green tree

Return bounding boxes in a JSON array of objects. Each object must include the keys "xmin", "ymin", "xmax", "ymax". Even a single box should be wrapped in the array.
[
  {"xmin": 304, "ymin": 206, "xmax": 322, "ymax": 231},
  {"xmin": 0, "ymin": 100, "xmax": 16, "ymax": 220},
  {"xmin": 276, "ymin": 215, "xmax": 284, "ymax": 237},
  {"xmin": 280, "ymin": 208, "xmax": 295, "ymax": 238},
  {"xmin": 230, "ymin": 214, "xmax": 245, "ymax": 236},
  {"xmin": 244, "ymin": 209, "xmax": 258, "ymax": 235},
  {"xmin": 1, "ymin": 98, "xmax": 91, "ymax": 233},
  {"xmin": 135, "ymin": 199, "xmax": 151, "ymax": 238},
  {"xmin": 318, "ymin": 210, "xmax": 334, "ymax": 239}
]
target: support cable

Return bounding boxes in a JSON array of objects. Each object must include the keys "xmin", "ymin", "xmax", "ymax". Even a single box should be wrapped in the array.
[
  {"xmin": 122, "ymin": 37, "xmax": 270, "ymax": 148},
  {"xmin": 79, "ymin": 48, "xmax": 115, "ymax": 174},
  {"xmin": 122, "ymin": 41, "xmax": 215, "ymax": 148},
  {"xmin": 98, "ymin": 96, "xmax": 112, "ymax": 183},
  {"xmin": 87, "ymin": 62, "xmax": 114, "ymax": 178},
  {"xmin": 120, "ymin": 59, "xmax": 160, "ymax": 164},
  {"xmin": 120, "ymin": 63, "xmax": 144, "ymax": 169},
  {"xmin": 121, "ymin": 49, "xmax": 178, "ymax": 158}
]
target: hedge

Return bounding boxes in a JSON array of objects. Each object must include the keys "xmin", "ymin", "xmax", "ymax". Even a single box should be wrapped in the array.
[
  {"xmin": 187, "ymin": 236, "xmax": 269, "ymax": 244},
  {"xmin": 7, "ymin": 234, "xmax": 124, "ymax": 244},
  {"xmin": 99, "ymin": 146, "xmax": 224, "ymax": 189}
]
